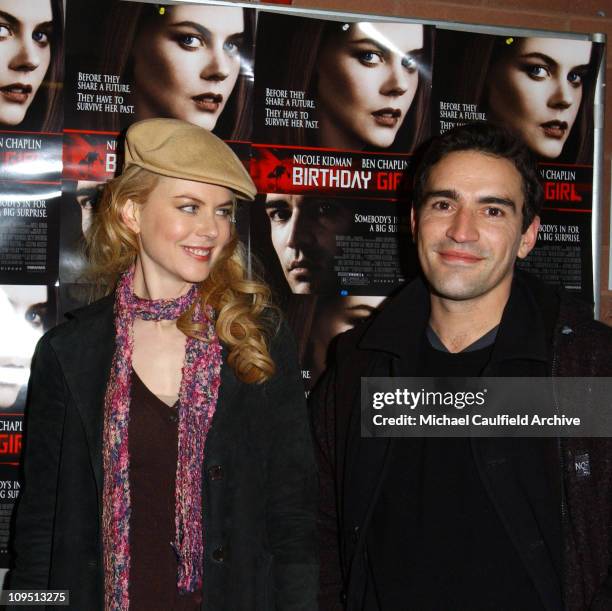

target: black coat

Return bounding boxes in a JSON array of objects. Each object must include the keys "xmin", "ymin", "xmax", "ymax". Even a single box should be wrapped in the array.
[
  {"xmin": 312, "ymin": 272, "xmax": 612, "ymax": 611},
  {"xmin": 8, "ymin": 295, "xmax": 319, "ymax": 610}
]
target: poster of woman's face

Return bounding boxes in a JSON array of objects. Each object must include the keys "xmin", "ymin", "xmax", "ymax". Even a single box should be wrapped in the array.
[
  {"xmin": 486, "ymin": 38, "xmax": 593, "ymax": 160},
  {"xmin": 0, "ymin": 284, "xmax": 53, "ymax": 409},
  {"xmin": 432, "ymin": 30, "xmax": 602, "ymax": 163},
  {"xmin": 0, "ymin": 0, "xmax": 62, "ymax": 131},
  {"xmin": 254, "ymin": 13, "xmax": 432, "ymax": 152},
  {"xmin": 131, "ymin": 5, "xmax": 245, "ymax": 132},
  {"xmin": 315, "ymin": 22, "xmax": 425, "ymax": 150},
  {"xmin": 65, "ymin": 1, "xmax": 254, "ymax": 141}
]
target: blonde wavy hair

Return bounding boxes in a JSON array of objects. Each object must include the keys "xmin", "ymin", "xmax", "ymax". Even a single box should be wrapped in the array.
[{"xmin": 87, "ymin": 165, "xmax": 278, "ymax": 384}]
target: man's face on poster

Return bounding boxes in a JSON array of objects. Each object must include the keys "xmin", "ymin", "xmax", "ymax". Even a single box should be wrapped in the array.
[
  {"xmin": 0, "ymin": 285, "xmax": 48, "ymax": 408},
  {"xmin": 265, "ymin": 194, "xmax": 352, "ymax": 294},
  {"xmin": 75, "ymin": 180, "xmax": 103, "ymax": 236}
]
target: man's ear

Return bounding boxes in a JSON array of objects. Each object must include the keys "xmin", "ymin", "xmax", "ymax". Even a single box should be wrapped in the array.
[
  {"xmin": 517, "ymin": 215, "xmax": 540, "ymax": 259},
  {"xmin": 121, "ymin": 198, "xmax": 140, "ymax": 234},
  {"xmin": 410, "ymin": 206, "xmax": 417, "ymax": 240}
]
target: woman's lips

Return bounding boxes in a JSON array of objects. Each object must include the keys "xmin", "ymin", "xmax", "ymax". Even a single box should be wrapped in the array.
[
  {"xmin": 183, "ymin": 246, "xmax": 211, "ymax": 261},
  {"xmin": 540, "ymin": 121, "xmax": 568, "ymax": 140},
  {"xmin": 371, "ymin": 108, "xmax": 401, "ymax": 128},
  {"xmin": 0, "ymin": 84, "xmax": 32, "ymax": 104},
  {"xmin": 192, "ymin": 93, "xmax": 223, "ymax": 113}
]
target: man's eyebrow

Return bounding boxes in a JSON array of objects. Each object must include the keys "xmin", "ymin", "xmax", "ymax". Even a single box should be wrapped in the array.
[
  {"xmin": 264, "ymin": 200, "xmax": 289, "ymax": 209},
  {"xmin": 423, "ymin": 189, "xmax": 461, "ymax": 201},
  {"xmin": 76, "ymin": 187, "xmax": 99, "ymax": 198}
]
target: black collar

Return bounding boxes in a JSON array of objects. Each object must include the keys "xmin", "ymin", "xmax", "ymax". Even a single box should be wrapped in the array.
[{"xmin": 358, "ymin": 270, "xmax": 559, "ymax": 367}]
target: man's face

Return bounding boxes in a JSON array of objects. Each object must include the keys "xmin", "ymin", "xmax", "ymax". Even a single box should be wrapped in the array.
[
  {"xmin": 265, "ymin": 194, "xmax": 352, "ymax": 294},
  {"xmin": 412, "ymin": 150, "xmax": 539, "ymax": 305}
]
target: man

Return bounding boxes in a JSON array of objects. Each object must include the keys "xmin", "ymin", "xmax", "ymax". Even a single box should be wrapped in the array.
[
  {"xmin": 264, "ymin": 193, "xmax": 352, "ymax": 293},
  {"xmin": 312, "ymin": 122, "xmax": 612, "ymax": 610}
]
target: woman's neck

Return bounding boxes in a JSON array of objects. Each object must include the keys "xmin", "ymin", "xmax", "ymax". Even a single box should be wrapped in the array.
[{"xmin": 132, "ymin": 258, "xmax": 194, "ymax": 300}]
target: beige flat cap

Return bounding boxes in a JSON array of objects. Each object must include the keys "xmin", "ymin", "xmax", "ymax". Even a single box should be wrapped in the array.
[{"xmin": 123, "ymin": 118, "xmax": 256, "ymax": 200}]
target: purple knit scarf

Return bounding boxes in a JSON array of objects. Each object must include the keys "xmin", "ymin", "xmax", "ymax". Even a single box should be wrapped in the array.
[{"xmin": 102, "ymin": 267, "xmax": 222, "ymax": 611}]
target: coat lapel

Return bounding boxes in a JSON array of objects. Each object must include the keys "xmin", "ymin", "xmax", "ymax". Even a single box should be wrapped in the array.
[{"xmin": 50, "ymin": 296, "xmax": 115, "ymax": 499}]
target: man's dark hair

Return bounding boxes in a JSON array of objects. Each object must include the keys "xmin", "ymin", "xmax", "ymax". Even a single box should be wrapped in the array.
[{"xmin": 412, "ymin": 122, "xmax": 543, "ymax": 232}]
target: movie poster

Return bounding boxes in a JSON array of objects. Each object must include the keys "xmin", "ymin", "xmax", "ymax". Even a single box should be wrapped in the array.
[
  {"xmin": 60, "ymin": 0, "xmax": 256, "ymax": 302},
  {"xmin": 251, "ymin": 13, "xmax": 435, "ymax": 388},
  {"xmin": 0, "ymin": 0, "xmax": 63, "ymax": 566},
  {"xmin": 252, "ymin": 12, "xmax": 433, "ymax": 198},
  {"xmin": 432, "ymin": 29, "xmax": 603, "ymax": 301},
  {"xmin": 64, "ymin": 0, "xmax": 255, "ymax": 157},
  {"xmin": 0, "ymin": 283, "xmax": 57, "ymax": 566}
]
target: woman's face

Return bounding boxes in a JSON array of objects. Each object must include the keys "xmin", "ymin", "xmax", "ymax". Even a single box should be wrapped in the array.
[
  {"xmin": 316, "ymin": 22, "xmax": 424, "ymax": 150},
  {"xmin": 0, "ymin": 0, "xmax": 52, "ymax": 126},
  {"xmin": 0, "ymin": 285, "xmax": 48, "ymax": 408},
  {"xmin": 486, "ymin": 37, "xmax": 593, "ymax": 159},
  {"xmin": 132, "ymin": 6, "xmax": 244, "ymax": 131},
  {"xmin": 123, "ymin": 175, "xmax": 234, "ymax": 297}
]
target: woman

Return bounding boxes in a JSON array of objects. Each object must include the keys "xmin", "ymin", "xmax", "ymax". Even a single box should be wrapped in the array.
[
  {"xmin": 9, "ymin": 119, "xmax": 318, "ymax": 610},
  {"xmin": 444, "ymin": 33, "xmax": 601, "ymax": 163},
  {"xmin": 257, "ymin": 14, "xmax": 433, "ymax": 152},
  {"xmin": 0, "ymin": 0, "xmax": 63, "ymax": 132},
  {"xmin": 98, "ymin": 2, "xmax": 253, "ymax": 140}
]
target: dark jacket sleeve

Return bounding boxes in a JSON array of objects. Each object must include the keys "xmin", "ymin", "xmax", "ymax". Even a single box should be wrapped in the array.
[
  {"xmin": 263, "ymin": 321, "xmax": 319, "ymax": 610},
  {"xmin": 8, "ymin": 335, "xmax": 67, "ymax": 590},
  {"xmin": 309, "ymin": 365, "xmax": 344, "ymax": 611}
]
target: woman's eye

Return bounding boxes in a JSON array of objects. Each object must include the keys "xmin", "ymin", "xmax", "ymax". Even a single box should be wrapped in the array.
[
  {"xmin": 0, "ymin": 24, "xmax": 11, "ymax": 38},
  {"xmin": 524, "ymin": 64, "xmax": 549, "ymax": 80},
  {"xmin": 32, "ymin": 30, "xmax": 50, "ymax": 45},
  {"xmin": 402, "ymin": 55, "xmax": 417, "ymax": 72},
  {"xmin": 216, "ymin": 207, "xmax": 232, "ymax": 217},
  {"xmin": 357, "ymin": 50, "xmax": 383, "ymax": 66},
  {"xmin": 223, "ymin": 39, "xmax": 241, "ymax": 56},
  {"xmin": 178, "ymin": 34, "xmax": 202, "ymax": 49},
  {"xmin": 567, "ymin": 70, "xmax": 583, "ymax": 86},
  {"xmin": 179, "ymin": 204, "xmax": 198, "ymax": 214},
  {"xmin": 25, "ymin": 306, "xmax": 43, "ymax": 328}
]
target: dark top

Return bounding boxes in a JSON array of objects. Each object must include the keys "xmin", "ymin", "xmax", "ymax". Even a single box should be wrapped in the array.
[
  {"xmin": 367, "ymin": 330, "xmax": 543, "ymax": 610},
  {"xmin": 129, "ymin": 370, "xmax": 202, "ymax": 611}
]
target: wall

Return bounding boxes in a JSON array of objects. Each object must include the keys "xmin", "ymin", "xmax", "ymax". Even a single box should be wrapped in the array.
[{"xmin": 292, "ymin": 0, "xmax": 612, "ymax": 325}]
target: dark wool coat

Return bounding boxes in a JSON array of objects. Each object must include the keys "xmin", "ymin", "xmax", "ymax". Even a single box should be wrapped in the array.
[
  {"xmin": 8, "ymin": 295, "xmax": 319, "ymax": 610},
  {"xmin": 311, "ymin": 272, "xmax": 612, "ymax": 611}
]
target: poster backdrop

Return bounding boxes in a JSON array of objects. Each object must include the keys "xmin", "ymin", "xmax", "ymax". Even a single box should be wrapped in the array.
[{"xmin": 0, "ymin": 0, "xmax": 604, "ymax": 567}]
